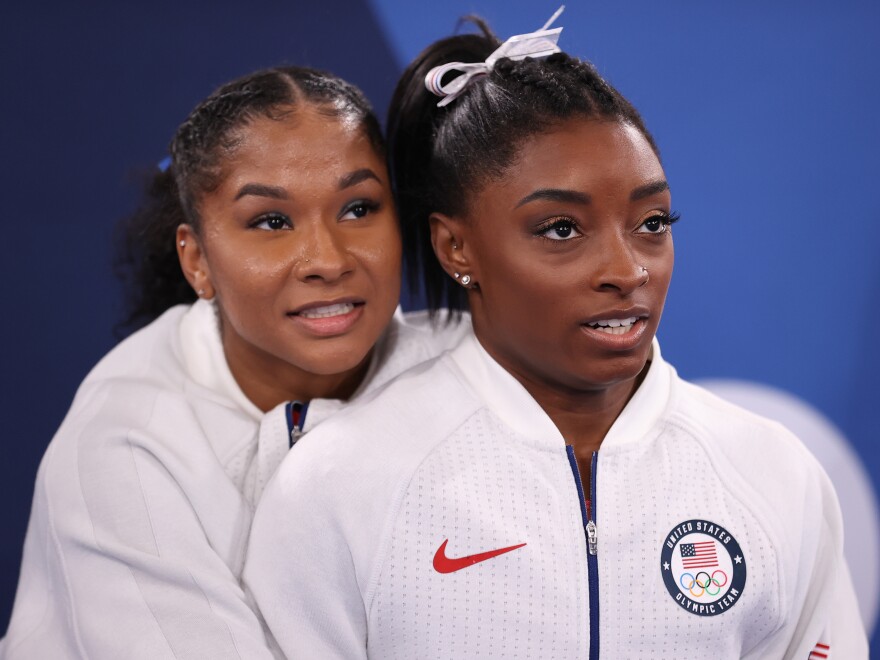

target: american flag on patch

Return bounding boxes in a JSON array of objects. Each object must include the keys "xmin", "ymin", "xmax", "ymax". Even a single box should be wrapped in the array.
[
  {"xmin": 808, "ymin": 641, "xmax": 830, "ymax": 659},
  {"xmin": 680, "ymin": 541, "xmax": 718, "ymax": 569}
]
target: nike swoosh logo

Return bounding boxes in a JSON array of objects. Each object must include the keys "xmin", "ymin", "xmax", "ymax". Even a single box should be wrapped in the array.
[{"xmin": 432, "ymin": 539, "xmax": 527, "ymax": 574}]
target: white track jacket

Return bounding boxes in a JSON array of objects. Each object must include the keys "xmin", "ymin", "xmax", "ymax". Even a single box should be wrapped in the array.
[
  {"xmin": 2, "ymin": 300, "xmax": 469, "ymax": 659},
  {"xmin": 245, "ymin": 332, "xmax": 867, "ymax": 659}
]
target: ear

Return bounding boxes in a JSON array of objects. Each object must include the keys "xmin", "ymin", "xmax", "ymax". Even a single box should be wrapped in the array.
[
  {"xmin": 176, "ymin": 224, "xmax": 215, "ymax": 300},
  {"xmin": 429, "ymin": 212, "xmax": 473, "ymax": 283}
]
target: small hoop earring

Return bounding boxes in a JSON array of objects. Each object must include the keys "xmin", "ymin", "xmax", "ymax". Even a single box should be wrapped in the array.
[
  {"xmin": 640, "ymin": 266, "xmax": 649, "ymax": 282},
  {"xmin": 460, "ymin": 274, "xmax": 472, "ymax": 287}
]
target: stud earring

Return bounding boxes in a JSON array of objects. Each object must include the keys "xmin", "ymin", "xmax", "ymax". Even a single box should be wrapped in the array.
[
  {"xmin": 453, "ymin": 272, "xmax": 461, "ymax": 279},
  {"xmin": 197, "ymin": 289, "xmax": 205, "ymax": 297},
  {"xmin": 460, "ymin": 274, "xmax": 472, "ymax": 287},
  {"xmin": 179, "ymin": 240, "xmax": 186, "ymax": 247}
]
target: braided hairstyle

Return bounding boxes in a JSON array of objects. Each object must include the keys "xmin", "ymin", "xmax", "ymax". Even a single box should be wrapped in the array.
[
  {"xmin": 387, "ymin": 20, "xmax": 658, "ymax": 315},
  {"xmin": 116, "ymin": 66, "xmax": 383, "ymax": 334}
]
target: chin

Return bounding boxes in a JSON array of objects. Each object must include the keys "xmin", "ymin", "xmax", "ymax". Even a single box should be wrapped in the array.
[
  {"xmin": 293, "ymin": 343, "xmax": 373, "ymax": 378},
  {"xmin": 572, "ymin": 354, "xmax": 650, "ymax": 390}
]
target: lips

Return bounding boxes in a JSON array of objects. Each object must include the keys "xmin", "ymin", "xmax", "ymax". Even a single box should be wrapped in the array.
[
  {"xmin": 289, "ymin": 297, "xmax": 363, "ymax": 316},
  {"xmin": 580, "ymin": 308, "xmax": 650, "ymax": 348},
  {"xmin": 297, "ymin": 302, "xmax": 356, "ymax": 319},
  {"xmin": 584, "ymin": 316, "xmax": 640, "ymax": 335},
  {"xmin": 288, "ymin": 298, "xmax": 365, "ymax": 337}
]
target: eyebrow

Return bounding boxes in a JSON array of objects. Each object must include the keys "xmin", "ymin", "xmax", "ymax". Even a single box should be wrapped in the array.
[
  {"xmin": 232, "ymin": 168, "xmax": 380, "ymax": 202},
  {"xmin": 630, "ymin": 180, "xmax": 669, "ymax": 201},
  {"xmin": 515, "ymin": 188, "xmax": 591, "ymax": 208},
  {"xmin": 234, "ymin": 183, "xmax": 288, "ymax": 201},
  {"xmin": 339, "ymin": 168, "xmax": 380, "ymax": 190},
  {"xmin": 515, "ymin": 180, "xmax": 670, "ymax": 209}
]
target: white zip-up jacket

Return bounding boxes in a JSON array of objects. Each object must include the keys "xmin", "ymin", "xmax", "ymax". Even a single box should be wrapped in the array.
[
  {"xmin": 2, "ymin": 300, "xmax": 470, "ymax": 659},
  {"xmin": 245, "ymin": 332, "xmax": 867, "ymax": 659}
]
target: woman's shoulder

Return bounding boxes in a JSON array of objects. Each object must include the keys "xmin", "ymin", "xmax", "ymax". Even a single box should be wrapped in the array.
[
  {"xmin": 283, "ymin": 352, "xmax": 479, "ymax": 485},
  {"xmin": 665, "ymin": 368, "xmax": 831, "ymax": 497},
  {"xmin": 671, "ymin": 373, "xmax": 804, "ymax": 452},
  {"xmin": 55, "ymin": 304, "xmax": 253, "ymax": 465},
  {"xmin": 264, "ymin": 353, "xmax": 481, "ymax": 567},
  {"xmin": 360, "ymin": 308, "xmax": 472, "ymax": 396},
  {"xmin": 32, "ymin": 299, "xmax": 257, "ymax": 519},
  {"xmin": 82, "ymin": 304, "xmax": 190, "ymax": 393},
  {"xmin": 390, "ymin": 308, "xmax": 472, "ymax": 351}
]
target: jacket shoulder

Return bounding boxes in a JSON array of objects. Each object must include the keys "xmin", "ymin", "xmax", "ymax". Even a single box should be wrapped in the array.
[
  {"xmin": 671, "ymin": 376, "xmax": 810, "ymax": 463},
  {"xmin": 288, "ymin": 354, "xmax": 479, "ymax": 482}
]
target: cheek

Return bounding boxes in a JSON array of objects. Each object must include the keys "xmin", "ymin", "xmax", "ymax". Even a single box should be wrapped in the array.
[
  {"xmin": 477, "ymin": 237, "xmax": 567, "ymax": 296},
  {"xmin": 209, "ymin": 243, "xmax": 294, "ymax": 301},
  {"xmin": 356, "ymin": 225, "xmax": 403, "ymax": 283},
  {"xmin": 480, "ymin": 256, "xmax": 560, "ymax": 323},
  {"xmin": 649, "ymin": 240, "xmax": 675, "ymax": 289}
]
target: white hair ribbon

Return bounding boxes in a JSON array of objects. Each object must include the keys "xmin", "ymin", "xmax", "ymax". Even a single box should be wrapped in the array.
[{"xmin": 425, "ymin": 6, "xmax": 566, "ymax": 108}]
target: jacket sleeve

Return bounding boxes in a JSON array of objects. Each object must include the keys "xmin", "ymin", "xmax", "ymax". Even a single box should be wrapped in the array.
[
  {"xmin": 823, "ymin": 562, "xmax": 869, "ymax": 659},
  {"xmin": 786, "ymin": 460, "xmax": 869, "ymax": 659},
  {"xmin": 243, "ymin": 450, "xmax": 369, "ymax": 660},
  {"xmin": 790, "ymin": 459, "xmax": 869, "ymax": 660},
  {"xmin": 2, "ymin": 390, "xmax": 281, "ymax": 660},
  {"xmin": 746, "ymin": 451, "xmax": 869, "ymax": 660}
]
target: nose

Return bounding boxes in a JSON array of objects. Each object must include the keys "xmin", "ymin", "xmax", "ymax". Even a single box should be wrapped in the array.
[
  {"xmin": 293, "ymin": 222, "xmax": 355, "ymax": 283},
  {"xmin": 590, "ymin": 233, "xmax": 649, "ymax": 295}
]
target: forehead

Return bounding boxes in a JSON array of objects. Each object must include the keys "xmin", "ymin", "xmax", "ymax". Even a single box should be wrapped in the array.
[
  {"xmin": 218, "ymin": 105, "xmax": 383, "ymax": 191},
  {"xmin": 479, "ymin": 119, "xmax": 664, "ymax": 205}
]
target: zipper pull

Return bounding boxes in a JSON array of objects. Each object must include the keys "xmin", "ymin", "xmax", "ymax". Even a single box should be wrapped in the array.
[
  {"xmin": 288, "ymin": 401, "xmax": 308, "ymax": 448},
  {"xmin": 586, "ymin": 520, "xmax": 598, "ymax": 556}
]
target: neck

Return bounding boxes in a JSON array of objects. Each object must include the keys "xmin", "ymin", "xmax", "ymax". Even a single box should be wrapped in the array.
[
  {"xmin": 479, "ymin": 341, "xmax": 649, "ymax": 461},
  {"xmin": 222, "ymin": 332, "xmax": 371, "ymax": 414},
  {"xmin": 519, "ymin": 367, "xmax": 645, "ymax": 448}
]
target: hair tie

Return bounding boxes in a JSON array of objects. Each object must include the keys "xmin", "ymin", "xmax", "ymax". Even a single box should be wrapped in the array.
[{"xmin": 425, "ymin": 5, "xmax": 566, "ymax": 108}]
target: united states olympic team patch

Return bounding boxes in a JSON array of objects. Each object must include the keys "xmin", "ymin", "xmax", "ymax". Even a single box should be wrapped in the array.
[{"xmin": 660, "ymin": 519, "xmax": 747, "ymax": 616}]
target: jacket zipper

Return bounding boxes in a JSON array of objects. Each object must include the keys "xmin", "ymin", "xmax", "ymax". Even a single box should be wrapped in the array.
[
  {"xmin": 286, "ymin": 400, "xmax": 309, "ymax": 447},
  {"xmin": 566, "ymin": 446, "xmax": 599, "ymax": 660}
]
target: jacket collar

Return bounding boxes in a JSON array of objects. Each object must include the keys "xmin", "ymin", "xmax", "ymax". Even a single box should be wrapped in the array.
[
  {"xmin": 448, "ymin": 332, "xmax": 671, "ymax": 451},
  {"xmin": 179, "ymin": 299, "xmax": 263, "ymax": 421}
]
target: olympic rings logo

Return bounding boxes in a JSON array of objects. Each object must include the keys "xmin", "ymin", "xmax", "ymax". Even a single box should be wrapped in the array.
[{"xmin": 679, "ymin": 570, "xmax": 728, "ymax": 598}]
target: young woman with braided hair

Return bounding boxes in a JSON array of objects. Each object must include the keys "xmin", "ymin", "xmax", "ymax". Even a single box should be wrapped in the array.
[
  {"xmin": 2, "ymin": 66, "xmax": 468, "ymax": 658},
  {"xmin": 245, "ymin": 17, "xmax": 867, "ymax": 659}
]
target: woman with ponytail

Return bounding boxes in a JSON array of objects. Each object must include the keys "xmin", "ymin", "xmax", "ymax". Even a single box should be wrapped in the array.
[
  {"xmin": 245, "ymin": 15, "xmax": 866, "ymax": 659},
  {"xmin": 2, "ymin": 66, "xmax": 467, "ymax": 659}
]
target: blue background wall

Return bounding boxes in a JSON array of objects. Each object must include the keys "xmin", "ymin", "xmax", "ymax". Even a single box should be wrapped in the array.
[{"xmin": 2, "ymin": 0, "xmax": 878, "ymax": 652}]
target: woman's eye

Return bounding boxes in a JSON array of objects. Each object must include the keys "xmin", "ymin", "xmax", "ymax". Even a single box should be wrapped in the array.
[
  {"xmin": 251, "ymin": 212, "xmax": 291, "ymax": 231},
  {"xmin": 637, "ymin": 211, "xmax": 679, "ymax": 235},
  {"xmin": 539, "ymin": 219, "xmax": 581, "ymax": 241},
  {"xmin": 341, "ymin": 200, "xmax": 379, "ymax": 221}
]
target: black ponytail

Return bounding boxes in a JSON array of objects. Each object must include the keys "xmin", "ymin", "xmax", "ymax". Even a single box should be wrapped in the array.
[
  {"xmin": 387, "ymin": 20, "xmax": 658, "ymax": 316},
  {"xmin": 388, "ymin": 21, "xmax": 500, "ymax": 315},
  {"xmin": 114, "ymin": 167, "xmax": 194, "ymax": 335}
]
